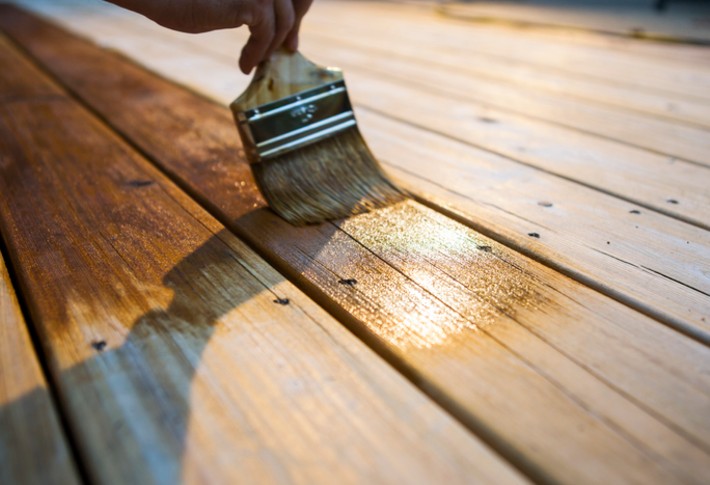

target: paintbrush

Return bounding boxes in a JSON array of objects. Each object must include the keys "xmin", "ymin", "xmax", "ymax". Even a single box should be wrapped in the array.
[{"xmin": 230, "ymin": 49, "xmax": 404, "ymax": 225}]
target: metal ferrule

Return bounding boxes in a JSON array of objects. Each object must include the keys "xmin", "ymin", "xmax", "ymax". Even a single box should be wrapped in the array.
[{"xmin": 237, "ymin": 80, "xmax": 357, "ymax": 161}]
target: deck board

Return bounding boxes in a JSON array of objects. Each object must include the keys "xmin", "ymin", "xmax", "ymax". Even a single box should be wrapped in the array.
[
  {"xmin": 337, "ymin": 2, "xmax": 710, "ymax": 101},
  {"xmin": 4, "ymin": 8, "xmax": 708, "ymax": 483},
  {"xmin": 0, "ymin": 236, "xmax": 80, "ymax": 485},
  {"xmin": 0, "ymin": 28, "xmax": 519, "ymax": 484}
]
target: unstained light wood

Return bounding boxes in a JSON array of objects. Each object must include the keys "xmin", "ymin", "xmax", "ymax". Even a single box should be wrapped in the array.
[
  {"xmin": 320, "ymin": 1, "xmax": 710, "ymax": 102},
  {"xmin": 0, "ymin": 30, "xmax": 521, "ymax": 484},
  {"xmin": 4, "ymin": 8, "xmax": 709, "ymax": 483}
]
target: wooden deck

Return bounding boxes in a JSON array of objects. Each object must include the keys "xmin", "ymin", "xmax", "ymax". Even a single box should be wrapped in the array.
[{"xmin": 0, "ymin": 0, "xmax": 708, "ymax": 483}]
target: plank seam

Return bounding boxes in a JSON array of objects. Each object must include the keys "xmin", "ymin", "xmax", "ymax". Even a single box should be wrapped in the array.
[
  {"xmin": 362, "ymin": 105, "xmax": 710, "ymax": 231},
  {"xmin": 335, "ymin": 219, "xmax": 710, "ymax": 454},
  {"xmin": 408, "ymin": 192, "xmax": 710, "ymax": 346},
  {"xmin": 349, "ymin": 63, "xmax": 710, "ymax": 169},
  {"xmin": 310, "ymin": 31, "xmax": 710, "ymax": 131}
]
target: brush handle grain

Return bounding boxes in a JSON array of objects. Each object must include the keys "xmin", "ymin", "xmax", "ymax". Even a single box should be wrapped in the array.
[{"xmin": 231, "ymin": 49, "xmax": 342, "ymax": 110}]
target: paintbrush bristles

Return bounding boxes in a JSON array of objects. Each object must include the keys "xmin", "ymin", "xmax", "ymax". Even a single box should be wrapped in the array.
[{"xmin": 252, "ymin": 127, "xmax": 405, "ymax": 225}]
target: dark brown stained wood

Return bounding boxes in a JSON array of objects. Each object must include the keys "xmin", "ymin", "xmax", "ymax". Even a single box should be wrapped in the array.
[
  {"xmin": 4, "ymin": 7, "xmax": 709, "ymax": 483},
  {"xmin": 0, "ymin": 32, "xmax": 524, "ymax": 484},
  {"xmin": 0, "ymin": 245, "xmax": 81, "ymax": 485}
]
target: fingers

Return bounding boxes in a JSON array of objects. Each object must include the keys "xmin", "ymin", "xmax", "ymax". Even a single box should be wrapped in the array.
[
  {"xmin": 239, "ymin": 0, "xmax": 295, "ymax": 74},
  {"xmin": 267, "ymin": 0, "xmax": 295, "ymax": 56},
  {"xmin": 239, "ymin": 11, "xmax": 273, "ymax": 74},
  {"xmin": 284, "ymin": 0, "xmax": 313, "ymax": 51}
]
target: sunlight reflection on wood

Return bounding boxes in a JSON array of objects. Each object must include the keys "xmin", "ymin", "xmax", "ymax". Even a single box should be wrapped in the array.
[{"xmin": 334, "ymin": 201, "xmax": 544, "ymax": 351}]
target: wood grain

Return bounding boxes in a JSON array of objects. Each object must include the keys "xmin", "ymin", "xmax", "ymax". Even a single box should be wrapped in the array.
[
  {"xmin": 358, "ymin": 111, "xmax": 710, "ymax": 342},
  {"xmin": 30, "ymin": 2, "xmax": 710, "ymax": 229},
  {"xmin": 5, "ymin": 8, "xmax": 709, "ymax": 483},
  {"xmin": 0, "ymin": 244, "xmax": 80, "ymax": 485},
  {"xmin": 319, "ymin": 1, "xmax": 710, "ymax": 102},
  {"xmin": 302, "ymin": 29, "xmax": 710, "ymax": 161},
  {"xmin": 0, "ymin": 31, "xmax": 521, "ymax": 484},
  {"xmin": 15, "ymin": 4, "xmax": 708, "ymax": 342}
]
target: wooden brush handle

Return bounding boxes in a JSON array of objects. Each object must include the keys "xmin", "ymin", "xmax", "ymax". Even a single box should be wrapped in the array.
[{"xmin": 232, "ymin": 50, "xmax": 343, "ymax": 111}]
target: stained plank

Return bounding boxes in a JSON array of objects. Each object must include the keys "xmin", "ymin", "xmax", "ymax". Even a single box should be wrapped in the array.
[
  {"xmin": 0, "ymin": 32, "xmax": 519, "ymax": 484},
  {"xmin": 0, "ymin": 248, "xmax": 80, "ymax": 484},
  {"xmin": 6, "ymin": 8, "xmax": 709, "ymax": 483}
]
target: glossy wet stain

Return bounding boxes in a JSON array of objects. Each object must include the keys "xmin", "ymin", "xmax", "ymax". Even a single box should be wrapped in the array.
[{"xmin": 308, "ymin": 200, "xmax": 550, "ymax": 350}]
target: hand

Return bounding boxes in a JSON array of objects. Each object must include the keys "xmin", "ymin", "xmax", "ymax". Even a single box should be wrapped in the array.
[{"xmin": 107, "ymin": 0, "xmax": 314, "ymax": 73}]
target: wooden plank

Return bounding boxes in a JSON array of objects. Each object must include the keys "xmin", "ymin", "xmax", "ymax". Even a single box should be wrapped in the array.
[
  {"xmin": 438, "ymin": 1, "xmax": 710, "ymax": 44},
  {"xmin": 304, "ymin": 27, "xmax": 710, "ymax": 132},
  {"xmin": 6, "ymin": 8, "xmax": 709, "ymax": 483},
  {"xmin": 300, "ymin": 15, "xmax": 710, "ymax": 165},
  {"xmin": 358, "ymin": 111, "xmax": 710, "ymax": 339},
  {"xmin": 32, "ymin": 3, "xmax": 710, "ymax": 229},
  {"xmin": 314, "ymin": 1, "xmax": 710, "ymax": 102},
  {"xmin": 17, "ymin": 4, "xmax": 708, "ymax": 340},
  {"xmin": 0, "ymin": 32, "xmax": 521, "ymax": 484},
  {"xmin": 498, "ymin": 19, "xmax": 710, "ymax": 65},
  {"xmin": 0, "ymin": 248, "xmax": 80, "ymax": 484}
]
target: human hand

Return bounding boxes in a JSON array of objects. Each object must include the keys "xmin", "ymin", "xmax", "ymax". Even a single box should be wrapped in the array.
[{"xmin": 108, "ymin": 0, "xmax": 314, "ymax": 73}]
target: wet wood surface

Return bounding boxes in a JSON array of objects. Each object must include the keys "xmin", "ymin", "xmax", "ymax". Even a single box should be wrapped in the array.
[
  {"xmin": 1, "ymin": 1, "xmax": 709, "ymax": 483},
  {"xmin": 0, "ymin": 27, "xmax": 522, "ymax": 484}
]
